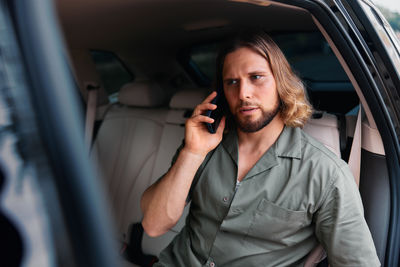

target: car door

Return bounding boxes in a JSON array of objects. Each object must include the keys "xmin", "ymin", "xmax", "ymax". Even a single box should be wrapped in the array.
[
  {"xmin": 0, "ymin": 0, "xmax": 120, "ymax": 266},
  {"xmin": 279, "ymin": 0, "xmax": 400, "ymax": 266}
]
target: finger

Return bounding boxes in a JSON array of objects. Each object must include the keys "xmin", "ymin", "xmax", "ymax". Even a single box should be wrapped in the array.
[
  {"xmin": 216, "ymin": 116, "xmax": 226, "ymax": 136},
  {"xmin": 190, "ymin": 115, "xmax": 215, "ymax": 124},
  {"xmin": 201, "ymin": 91, "xmax": 217, "ymax": 104},
  {"xmin": 192, "ymin": 103, "xmax": 217, "ymax": 116}
]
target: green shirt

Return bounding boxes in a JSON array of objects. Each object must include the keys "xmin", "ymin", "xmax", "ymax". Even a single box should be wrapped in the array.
[{"xmin": 154, "ymin": 126, "xmax": 380, "ymax": 267}]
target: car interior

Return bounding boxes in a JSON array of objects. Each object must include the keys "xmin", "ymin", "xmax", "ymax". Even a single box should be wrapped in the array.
[{"xmin": 55, "ymin": 0, "xmax": 391, "ymax": 265}]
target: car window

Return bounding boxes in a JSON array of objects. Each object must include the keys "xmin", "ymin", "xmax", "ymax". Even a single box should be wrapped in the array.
[
  {"xmin": 376, "ymin": 3, "xmax": 400, "ymax": 43},
  {"xmin": 188, "ymin": 32, "xmax": 350, "ymax": 84},
  {"xmin": 90, "ymin": 50, "xmax": 134, "ymax": 103}
]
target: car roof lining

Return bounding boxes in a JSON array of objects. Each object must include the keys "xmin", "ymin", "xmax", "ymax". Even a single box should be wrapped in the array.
[{"xmin": 56, "ymin": 0, "xmax": 316, "ymax": 50}]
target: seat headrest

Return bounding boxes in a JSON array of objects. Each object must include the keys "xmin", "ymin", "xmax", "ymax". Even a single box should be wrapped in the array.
[
  {"xmin": 169, "ymin": 89, "xmax": 209, "ymax": 109},
  {"xmin": 118, "ymin": 81, "xmax": 167, "ymax": 107}
]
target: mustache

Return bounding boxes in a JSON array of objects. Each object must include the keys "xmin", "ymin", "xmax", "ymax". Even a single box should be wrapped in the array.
[{"xmin": 239, "ymin": 101, "xmax": 260, "ymax": 107}]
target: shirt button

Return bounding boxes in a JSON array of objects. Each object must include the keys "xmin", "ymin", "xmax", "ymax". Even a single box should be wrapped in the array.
[
  {"xmin": 210, "ymin": 262, "xmax": 215, "ymax": 267},
  {"xmin": 222, "ymin": 196, "xmax": 228, "ymax": 202}
]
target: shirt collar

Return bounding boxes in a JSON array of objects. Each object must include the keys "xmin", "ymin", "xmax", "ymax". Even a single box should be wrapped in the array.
[
  {"xmin": 222, "ymin": 126, "xmax": 302, "ymax": 179},
  {"xmin": 222, "ymin": 130, "xmax": 239, "ymax": 165},
  {"xmin": 274, "ymin": 126, "xmax": 302, "ymax": 160}
]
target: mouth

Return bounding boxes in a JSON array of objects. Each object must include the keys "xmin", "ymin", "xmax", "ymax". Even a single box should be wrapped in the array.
[{"xmin": 239, "ymin": 106, "xmax": 259, "ymax": 115}]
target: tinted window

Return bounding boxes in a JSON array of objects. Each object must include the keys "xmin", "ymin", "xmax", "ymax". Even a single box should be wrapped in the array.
[
  {"xmin": 273, "ymin": 33, "xmax": 348, "ymax": 82},
  {"xmin": 90, "ymin": 51, "xmax": 134, "ymax": 102},
  {"xmin": 376, "ymin": 4, "xmax": 400, "ymax": 41},
  {"xmin": 188, "ymin": 32, "xmax": 349, "ymax": 83},
  {"xmin": 190, "ymin": 43, "xmax": 219, "ymax": 83}
]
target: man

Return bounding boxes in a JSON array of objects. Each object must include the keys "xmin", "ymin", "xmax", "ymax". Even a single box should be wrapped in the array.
[{"xmin": 141, "ymin": 31, "xmax": 380, "ymax": 266}]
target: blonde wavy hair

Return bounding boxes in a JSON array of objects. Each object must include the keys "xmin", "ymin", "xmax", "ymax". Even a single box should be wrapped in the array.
[{"xmin": 216, "ymin": 31, "xmax": 312, "ymax": 127}]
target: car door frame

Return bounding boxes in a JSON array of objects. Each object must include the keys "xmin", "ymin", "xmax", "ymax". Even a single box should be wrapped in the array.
[
  {"xmin": 275, "ymin": 0, "xmax": 400, "ymax": 266},
  {"xmin": 2, "ymin": 0, "xmax": 121, "ymax": 266}
]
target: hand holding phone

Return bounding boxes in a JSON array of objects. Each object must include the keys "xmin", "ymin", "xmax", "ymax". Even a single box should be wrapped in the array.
[
  {"xmin": 205, "ymin": 92, "xmax": 225, "ymax": 134},
  {"xmin": 184, "ymin": 91, "xmax": 225, "ymax": 157}
]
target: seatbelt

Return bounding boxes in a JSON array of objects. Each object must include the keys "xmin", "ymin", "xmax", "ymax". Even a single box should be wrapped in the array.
[
  {"xmin": 348, "ymin": 105, "xmax": 362, "ymax": 186},
  {"xmin": 85, "ymin": 83, "xmax": 100, "ymax": 149},
  {"xmin": 304, "ymin": 105, "xmax": 363, "ymax": 267}
]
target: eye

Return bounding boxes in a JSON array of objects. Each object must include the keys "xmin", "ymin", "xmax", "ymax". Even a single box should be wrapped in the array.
[
  {"xmin": 251, "ymin": 75, "xmax": 262, "ymax": 80},
  {"xmin": 226, "ymin": 79, "xmax": 238, "ymax": 85}
]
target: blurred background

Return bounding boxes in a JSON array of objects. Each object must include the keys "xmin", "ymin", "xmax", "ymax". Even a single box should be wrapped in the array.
[{"xmin": 376, "ymin": 0, "xmax": 400, "ymax": 40}]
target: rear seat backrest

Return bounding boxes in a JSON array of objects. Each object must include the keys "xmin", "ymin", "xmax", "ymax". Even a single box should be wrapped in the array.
[
  {"xmin": 303, "ymin": 112, "xmax": 341, "ymax": 157},
  {"xmin": 92, "ymin": 81, "xmax": 168, "ymax": 241},
  {"xmin": 149, "ymin": 88, "xmax": 209, "ymax": 181},
  {"xmin": 141, "ymin": 88, "xmax": 208, "ymax": 256},
  {"xmin": 118, "ymin": 81, "xmax": 168, "ymax": 107}
]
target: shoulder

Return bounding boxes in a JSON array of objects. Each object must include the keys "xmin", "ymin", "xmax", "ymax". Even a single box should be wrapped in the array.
[
  {"xmin": 295, "ymin": 128, "xmax": 359, "ymax": 212},
  {"xmin": 298, "ymin": 128, "xmax": 355, "ymax": 187},
  {"xmin": 299, "ymin": 128, "xmax": 346, "ymax": 168}
]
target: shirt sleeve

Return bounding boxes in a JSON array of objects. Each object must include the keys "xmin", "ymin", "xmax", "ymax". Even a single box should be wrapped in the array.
[{"xmin": 314, "ymin": 163, "xmax": 381, "ymax": 267}]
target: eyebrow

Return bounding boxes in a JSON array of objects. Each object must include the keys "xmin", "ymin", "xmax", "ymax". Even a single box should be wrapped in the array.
[
  {"xmin": 223, "ymin": 71, "xmax": 270, "ymax": 80},
  {"xmin": 248, "ymin": 70, "xmax": 270, "ymax": 75}
]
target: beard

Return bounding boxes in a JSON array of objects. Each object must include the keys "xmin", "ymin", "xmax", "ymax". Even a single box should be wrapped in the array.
[{"xmin": 234, "ymin": 100, "xmax": 281, "ymax": 133}]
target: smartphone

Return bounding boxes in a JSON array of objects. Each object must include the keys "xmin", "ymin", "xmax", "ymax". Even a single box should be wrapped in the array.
[{"xmin": 205, "ymin": 92, "xmax": 225, "ymax": 134}]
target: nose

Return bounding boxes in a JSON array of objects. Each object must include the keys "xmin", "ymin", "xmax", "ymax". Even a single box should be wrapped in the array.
[{"xmin": 238, "ymin": 80, "xmax": 252, "ymax": 100}]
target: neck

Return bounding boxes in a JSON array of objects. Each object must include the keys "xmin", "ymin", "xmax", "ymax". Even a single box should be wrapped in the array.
[{"xmin": 237, "ymin": 114, "xmax": 285, "ymax": 152}]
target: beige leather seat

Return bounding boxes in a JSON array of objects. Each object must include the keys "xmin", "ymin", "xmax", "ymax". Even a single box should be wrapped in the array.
[
  {"xmin": 142, "ymin": 88, "xmax": 209, "ymax": 255},
  {"xmin": 92, "ymin": 81, "xmax": 169, "ymax": 242},
  {"xmin": 92, "ymin": 85, "xmax": 208, "ymax": 265},
  {"xmin": 304, "ymin": 111, "xmax": 341, "ymax": 157}
]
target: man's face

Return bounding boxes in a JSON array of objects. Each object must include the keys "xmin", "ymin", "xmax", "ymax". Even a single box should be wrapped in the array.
[{"xmin": 222, "ymin": 47, "xmax": 281, "ymax": 133}]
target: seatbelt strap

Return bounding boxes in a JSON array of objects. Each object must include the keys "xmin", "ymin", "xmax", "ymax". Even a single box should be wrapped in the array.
[
  {"xmin": 85, "ymin": 84, "xmax": 100, "ymax": 149},
  {"xmin": 348, "ymin": 105, "xmax": 362, "ymax": 186}
]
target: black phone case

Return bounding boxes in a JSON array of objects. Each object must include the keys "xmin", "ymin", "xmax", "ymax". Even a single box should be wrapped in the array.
[{"xmin": 205, "ymin": 94, "xmax": 224, "ymax": 134}]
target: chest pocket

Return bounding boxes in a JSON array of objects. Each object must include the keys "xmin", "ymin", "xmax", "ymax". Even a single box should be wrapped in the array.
[{"xmin": 246, "ymin": 198, "xmax": 308, "ymax": 245}]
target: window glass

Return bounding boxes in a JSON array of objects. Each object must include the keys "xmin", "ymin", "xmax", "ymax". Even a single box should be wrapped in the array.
[
  {"xmin": 190, "ymin": 44, "xmax": 219, "ymax": 83},
  {"xmin": 274, "ymin": 33, "xmax": 348, "ymax": 82},
  {"xmin": 376, "ymin": 4, "xmax": 400, "ymax": 42},
  {"xmin": 90, "ymin": 51, "xmax": 134, "ymax": 103},
  {"xmin": 188, "ymin": 32, "xmax": 349, "ymax": 84}
]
